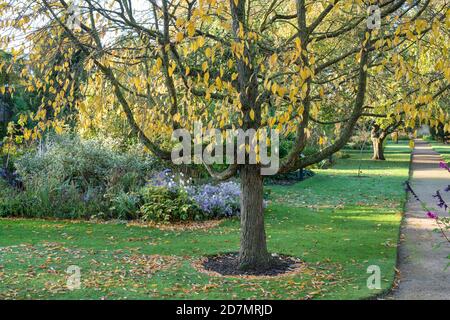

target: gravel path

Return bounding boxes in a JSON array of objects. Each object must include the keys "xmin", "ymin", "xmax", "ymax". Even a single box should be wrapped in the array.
[{"xmin": 388, "ymin": 139, "xmax": 450, "ymax": 300}]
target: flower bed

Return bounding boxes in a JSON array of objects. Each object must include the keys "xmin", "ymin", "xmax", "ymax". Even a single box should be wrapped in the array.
[{"xmin": 146, "ymin": 169, "xmax": 241, "ymax": 220}]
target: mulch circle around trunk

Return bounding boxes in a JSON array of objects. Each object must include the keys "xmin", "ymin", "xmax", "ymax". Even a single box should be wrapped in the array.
[{"xmin": 193, "ymin": 253, "xmax": 305, "ymax": 279}]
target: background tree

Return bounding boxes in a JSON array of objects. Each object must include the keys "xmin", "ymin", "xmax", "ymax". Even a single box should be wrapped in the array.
[{"xmin": 365, "ymin": 4, "xmax": 450, "ymax": 159}]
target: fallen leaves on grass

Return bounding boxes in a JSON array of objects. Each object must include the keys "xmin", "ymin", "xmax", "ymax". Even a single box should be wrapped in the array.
[
  {"xmin": 0, "ymin": 242, "xmax": 183, "ymax": 299},
  {"xmin": 120, "ymin": 254, "xmax": 181, "ymax": 277},
  {"xmin": 0, "ymin": 240, "xmax": 346, "ymax": 300},
  {"xmin": 126, "ymin": 219, "xmax": 223, "ymax": 231}
]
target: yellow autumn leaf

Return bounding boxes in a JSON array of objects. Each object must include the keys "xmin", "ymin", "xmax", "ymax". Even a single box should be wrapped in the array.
[
  {"xmin": 175, "ymin": 17, "xmax": 185, "ymax": 27},
  {"xmin": 175, "ymin": 32, "xmax": 184, "ymax": 42},
  {"xmin": 269, "ymin": 53, "xmax": 277, "ymax": 67},
  {"xmin": 55, "ymin": 125, "xmax": 64, "ymax": 135},
  {"xmin": 197, "ymin": 36, "xmax": 205, "ymax": 48},
  {"xmin": 23, "ymin": 128, "xmax": 32, "ymax": 141},
  {"xmin": 156, "ymin": 58, "xmax": 163, "ymax": 69},
  {"xmin": 187, "ymin": 22, "xmax": 195, "ymax": 37},
  {"xmin": 205, "ymin": 47, "xmax": 212, "ymax": 58},
  {"xmin": 250, "ymin": 109, "xmax": 255, "ymax": 121}
]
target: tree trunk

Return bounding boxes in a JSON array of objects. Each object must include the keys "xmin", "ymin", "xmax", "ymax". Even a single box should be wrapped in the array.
[
  {"xmin": 371, "ymin": 124, "xmax": 387, "ymax": 160},
  {"xmin": 238, "ymin": 164, "xmax": 271, "ymax": 270},
  {"xmin": 372, "ymin": 138, "xmax": 386, "ymax": 160}
]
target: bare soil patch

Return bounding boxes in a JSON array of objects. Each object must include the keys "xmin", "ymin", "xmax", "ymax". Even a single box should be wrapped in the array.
[{"xmin": 194, "ymin": 253, "xmax": 305, "ymax": 279}]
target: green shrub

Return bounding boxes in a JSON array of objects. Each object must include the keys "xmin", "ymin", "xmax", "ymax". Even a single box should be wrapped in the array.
[
  {"xmin": 345, "ymin": 141, "xmax": 372, "ymax": 150},
  {"xmin": 139, "ymin": 186, "xmax": 204, "ymax": 223},
  {"xmin": 279, "ymin": 140, "xmax": 320, "ymax": 159},
  {"xmin": 335, "ymin": 151, "xmax": 351, "ymax": 159},
  {"xmin": 15, "ymin": 134, "xmax": 157, "ymax": 194},
  {"xmin": 0, "ymin": 193, "xmax": 25, "ymax": 217},
  {"xmin": 107, "ymin": 191, "xmax": 142, "ymax": 220},
  {"xmin": 0, "ymin": 178, "xmax": 103, "ymax": 219},
  {"xmin": 3, "ymin": 134, "xmax": 160, "ymax": 219},
  {"xmin": 279, "ymin": 138, "xmax": 294, "ymax": 158},
  {"xmin": 345, "ymin": 131, "xmax": 372, "ymax": 150},
  {"xmin": 0, "ymin": 180, "xmax": 12, "ymax": 196},
  {"xmin": 302, "ymin": 145, "xmax": 321, "ymax": 156},
  {"xmin": 2, "ymin": 134, "xmax": 240, "ymax": 222},
  {"xmin": 0, "ymin": 181, "xmax": 22, "ymax": 217}
]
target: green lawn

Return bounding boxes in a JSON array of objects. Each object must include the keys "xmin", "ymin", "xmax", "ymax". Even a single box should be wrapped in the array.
[
  {"xmin": 430, "ymin": 141, "xmax": 450, "ymax": 162},
  {"xmin": 0, "ymin": 142, "xmax": 411, "ymax": 300}
]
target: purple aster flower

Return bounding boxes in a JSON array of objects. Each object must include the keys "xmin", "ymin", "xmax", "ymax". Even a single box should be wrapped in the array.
[
  {"xmin": 427, "ymin": 211, "xmax": 438, "ymax": 219},
  {"xmin": 186, "ymin": 181, "xmax": 241, "ymax": 218},
  {"xmin": 148, "ymin": 169, "xmax": 180, "ymax": 192},
  {"xmin": 146, "ymin": 171, "xmax": 244, "ymax": 218},
  {"xmin": 445, "ymin": 185, "xmax": 450, "ymax": 192}
]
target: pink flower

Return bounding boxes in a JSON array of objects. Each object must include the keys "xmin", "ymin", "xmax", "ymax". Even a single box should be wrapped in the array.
[
  {"xmin": 439, "ymin": 161, "xmax": 450, "ymax": 172},
  {"xmin": 427, "ymin": 211, "xmax": 438, "ymax": 219}
]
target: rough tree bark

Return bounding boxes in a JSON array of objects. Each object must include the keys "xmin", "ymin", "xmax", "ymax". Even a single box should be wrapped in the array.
[
  {"xmin": 229, "ymin": 0, "xmax": 271, "ymax": 271},
  {"xmin": 371, "ymin": 121, "xmax": 404, "ymax": 160},
  {"xmin": 371, "ymin": 137, "xmax": 386, "ymax": 160},
  {"xmin": 371, "ymin": 124, "xmax": 387, "ymax": 160},
  {"xmin": 238, "ymin": 165, "xmax": 271, "ymax": 270}
]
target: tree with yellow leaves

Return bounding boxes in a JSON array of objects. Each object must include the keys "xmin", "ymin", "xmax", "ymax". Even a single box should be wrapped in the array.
[{"xmin": 1, "ymin": 0, "xmax": 449, "ymax": 270}]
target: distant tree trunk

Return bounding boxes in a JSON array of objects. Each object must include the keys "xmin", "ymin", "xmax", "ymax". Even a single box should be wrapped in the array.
[
  {"xmin": 371, "ymin": 124, "xmax": 386, "ymax": 160},
  {"xmin": 239, "ymin": 164, "xmax": 271, "ymax": 270},
  {"xmin": 392, "ymin": 131, "xmax": 399, "ymax": 144},
  {"xmin": 0, "ymin": 85, "xmax": 12, "ymax": 139},
  {"xmin": 372, "ymin": 137, "xmax": 386, "ymax": 160}
]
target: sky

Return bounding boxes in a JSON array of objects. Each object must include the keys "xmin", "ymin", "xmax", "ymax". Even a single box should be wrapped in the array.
[{"xmin": 1, "ymin": 0, "xmax": 155, "ymax": 53}]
